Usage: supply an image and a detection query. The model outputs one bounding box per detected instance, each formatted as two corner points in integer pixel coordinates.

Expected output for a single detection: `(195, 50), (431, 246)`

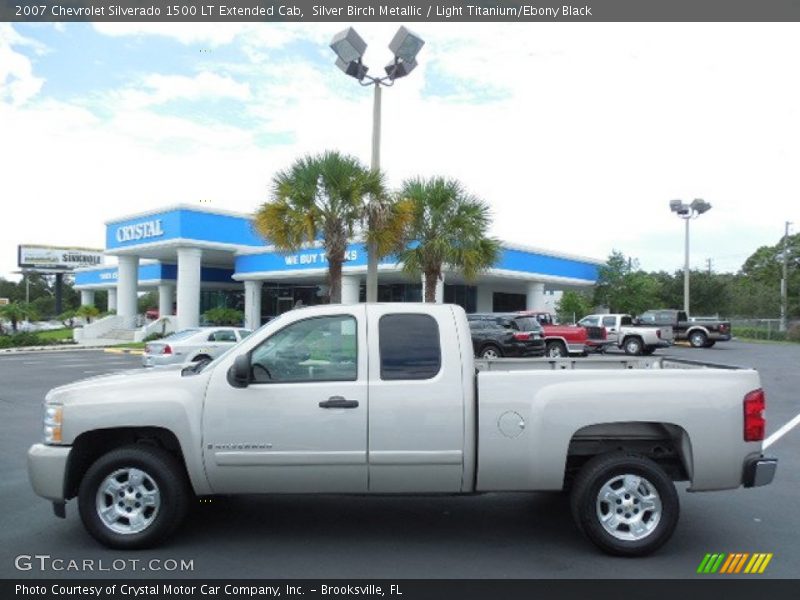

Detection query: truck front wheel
(78, 445), (190, 549)
(569, 453), (679, 556)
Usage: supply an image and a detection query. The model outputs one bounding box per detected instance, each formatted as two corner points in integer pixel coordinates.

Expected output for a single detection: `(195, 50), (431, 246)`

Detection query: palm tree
(398, 177), (501, 302)
(254, 151), (392, 303)
(75, 304), (101, 324)
(0, 302), (39, 333)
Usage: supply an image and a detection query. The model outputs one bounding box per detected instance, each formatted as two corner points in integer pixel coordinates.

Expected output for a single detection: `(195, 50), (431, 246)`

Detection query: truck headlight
(43, 404), (63, 444)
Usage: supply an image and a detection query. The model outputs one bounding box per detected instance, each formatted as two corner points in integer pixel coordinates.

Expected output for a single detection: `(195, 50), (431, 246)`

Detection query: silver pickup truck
(28, 303), (777, 556)
(579, 313), (674, 355)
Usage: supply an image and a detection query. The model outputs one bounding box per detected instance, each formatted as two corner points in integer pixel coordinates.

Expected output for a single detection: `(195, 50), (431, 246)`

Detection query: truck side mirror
(227, 354), (251, 388)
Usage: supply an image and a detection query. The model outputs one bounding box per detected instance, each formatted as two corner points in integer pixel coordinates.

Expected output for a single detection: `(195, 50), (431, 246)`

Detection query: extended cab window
(601, 316), (616, 327)
(379, 314), (441, 380)
(249, 315), (357, 383)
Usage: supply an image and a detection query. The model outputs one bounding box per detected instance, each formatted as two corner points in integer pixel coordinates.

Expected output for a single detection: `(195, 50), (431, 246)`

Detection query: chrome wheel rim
(626, 340), (640, 354)
(547, 345), (564, 358)
(691, 333), (705, 347)
(95, 468), (160, 535)
(482, 348), (499, 359)
(596, 474), (662, 541)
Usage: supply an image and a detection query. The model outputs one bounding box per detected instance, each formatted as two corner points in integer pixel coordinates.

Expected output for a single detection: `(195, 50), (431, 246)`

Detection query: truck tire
(570, 452), (679, 557)
(623, 337), (643, 356)
(546, 341), (567, 358)
(479, 345), (503, 359)
(689, 331), (708, 348)
(703, 340), (716, 348)
(78, 444), (190, 549)
(642, 347), (656, 355)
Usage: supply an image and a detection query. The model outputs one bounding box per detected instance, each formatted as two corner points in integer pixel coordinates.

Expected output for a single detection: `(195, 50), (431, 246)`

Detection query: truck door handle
(319, 396), (359, 409)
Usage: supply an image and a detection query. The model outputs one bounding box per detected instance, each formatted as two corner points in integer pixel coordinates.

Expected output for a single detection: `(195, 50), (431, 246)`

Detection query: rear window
(163, 329), (200, 341)
(379, 314), (441, 380)
(512, 317), (541, 331)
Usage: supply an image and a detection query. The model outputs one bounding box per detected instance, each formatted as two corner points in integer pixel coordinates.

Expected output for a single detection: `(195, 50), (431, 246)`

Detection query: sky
(1, 21), (799, 280)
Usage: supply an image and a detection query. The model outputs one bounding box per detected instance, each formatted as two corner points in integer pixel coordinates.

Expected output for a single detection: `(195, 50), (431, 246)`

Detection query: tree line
(557, 234), (800, 322)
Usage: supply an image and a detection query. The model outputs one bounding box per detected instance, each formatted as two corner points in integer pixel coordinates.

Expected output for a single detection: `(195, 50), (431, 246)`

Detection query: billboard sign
(18, 245), (104, 272)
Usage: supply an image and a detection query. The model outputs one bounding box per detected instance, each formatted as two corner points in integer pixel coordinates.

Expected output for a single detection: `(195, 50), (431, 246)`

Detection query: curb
(104, 348), (144, 355)
(0, 344), (99, 354)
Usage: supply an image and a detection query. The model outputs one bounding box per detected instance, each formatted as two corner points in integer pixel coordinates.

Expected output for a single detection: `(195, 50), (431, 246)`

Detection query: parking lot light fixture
(669, 199), (713, 314)
(329, 26), (425, 304)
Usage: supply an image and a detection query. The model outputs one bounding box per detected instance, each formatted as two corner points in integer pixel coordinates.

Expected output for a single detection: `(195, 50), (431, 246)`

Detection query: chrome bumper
(743, 456), (778, 488)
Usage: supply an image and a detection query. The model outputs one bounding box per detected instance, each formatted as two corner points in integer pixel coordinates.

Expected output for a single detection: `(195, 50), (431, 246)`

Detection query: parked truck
(28, 303), (776, 556)
(519, 311), (611, 357)
(579, 313), (674, 355)
(636, 309), (732, 348)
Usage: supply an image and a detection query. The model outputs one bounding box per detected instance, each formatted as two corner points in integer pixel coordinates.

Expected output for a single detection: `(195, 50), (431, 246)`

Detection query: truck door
(602, 315), (619, 343)
(201, 306), (368, 493)
(366, 305), (466, 493)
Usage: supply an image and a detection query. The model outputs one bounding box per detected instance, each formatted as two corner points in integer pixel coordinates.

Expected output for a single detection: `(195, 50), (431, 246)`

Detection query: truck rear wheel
(689, 331), (708, 348)
(623, 337), (643, 355)
(546, 341), (567, 358)
(569, 453), (679, 556)
(78, 445), (190, 549)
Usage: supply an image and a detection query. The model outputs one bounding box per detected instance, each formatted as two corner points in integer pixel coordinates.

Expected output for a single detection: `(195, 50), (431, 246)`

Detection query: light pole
(780, 221), (792, 332)
(669, 198), (712, 314)
(330, 26), (425, 303)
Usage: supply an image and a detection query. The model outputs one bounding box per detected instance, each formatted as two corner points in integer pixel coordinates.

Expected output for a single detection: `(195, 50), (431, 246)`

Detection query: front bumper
(743, 456), (778, 488)
(27, 443), (71, 501)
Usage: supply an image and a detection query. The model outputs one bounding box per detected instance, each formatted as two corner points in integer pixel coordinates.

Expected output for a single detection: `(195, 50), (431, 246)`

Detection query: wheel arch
(564, 421), (693, 488)
(65, 427), (194, 499)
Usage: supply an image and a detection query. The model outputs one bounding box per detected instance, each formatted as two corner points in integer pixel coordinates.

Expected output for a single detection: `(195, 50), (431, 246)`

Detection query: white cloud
(2, 22), (800, 281)
(0, 24), (45, 106)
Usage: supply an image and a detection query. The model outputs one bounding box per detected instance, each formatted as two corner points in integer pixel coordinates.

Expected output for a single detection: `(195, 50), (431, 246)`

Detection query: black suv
(467, 313), (546, 359)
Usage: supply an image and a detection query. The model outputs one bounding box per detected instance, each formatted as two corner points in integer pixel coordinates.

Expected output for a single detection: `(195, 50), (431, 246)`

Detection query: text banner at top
(5, 0), (800, 22)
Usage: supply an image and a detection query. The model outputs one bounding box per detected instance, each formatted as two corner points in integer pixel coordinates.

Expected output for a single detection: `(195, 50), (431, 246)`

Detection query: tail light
(146, 344), (172, 355)
(744, 388), (766, 442)
(513, 332), (531, 341)
(720, 324), (729, 333)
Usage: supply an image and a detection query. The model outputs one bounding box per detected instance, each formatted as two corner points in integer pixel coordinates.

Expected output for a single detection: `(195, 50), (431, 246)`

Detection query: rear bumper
(27, 443), (71, 501)
(743, 456), (778, 488)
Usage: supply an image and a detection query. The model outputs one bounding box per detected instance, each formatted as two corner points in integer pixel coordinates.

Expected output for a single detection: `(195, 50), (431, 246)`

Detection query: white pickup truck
(28, 303), (776, 557)
(579, 313), (674, 355)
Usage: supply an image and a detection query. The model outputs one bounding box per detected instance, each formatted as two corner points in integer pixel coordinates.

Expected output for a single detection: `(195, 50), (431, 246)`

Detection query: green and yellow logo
(697, 553), (773, 574)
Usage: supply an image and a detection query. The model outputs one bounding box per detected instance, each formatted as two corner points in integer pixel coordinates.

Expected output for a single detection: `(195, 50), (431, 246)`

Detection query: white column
(107, 288), (117, 312)
(158, 284), (174, 317)
(177, 247), (202, 330)
(80, 290), (95, 307)
(435, 273), (445, 304)
(476, 284), (493, 313)
(117, 255), (139, 329)
(244, 280), (263, 330)
(341, 275), (361, 305)
(526, 281), (546, 311)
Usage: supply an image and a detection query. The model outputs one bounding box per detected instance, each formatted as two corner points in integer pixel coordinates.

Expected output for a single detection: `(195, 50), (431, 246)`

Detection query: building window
(443, 284), (476, 313)
(493, 292), (526, 313)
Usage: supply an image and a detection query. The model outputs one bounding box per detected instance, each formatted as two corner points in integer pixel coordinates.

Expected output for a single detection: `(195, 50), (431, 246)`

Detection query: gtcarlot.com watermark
(14, 554), (194, 572)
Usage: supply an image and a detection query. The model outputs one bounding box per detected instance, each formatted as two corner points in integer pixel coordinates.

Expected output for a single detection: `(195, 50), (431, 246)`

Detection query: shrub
(787, 323), (800, 343)
(203, 307), (244, 326)
(143, 332), (165, 342)
(0, 332), (56, 348)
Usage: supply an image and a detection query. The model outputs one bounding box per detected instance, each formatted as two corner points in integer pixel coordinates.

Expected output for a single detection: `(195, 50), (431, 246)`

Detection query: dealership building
(73, 205), (602, 339)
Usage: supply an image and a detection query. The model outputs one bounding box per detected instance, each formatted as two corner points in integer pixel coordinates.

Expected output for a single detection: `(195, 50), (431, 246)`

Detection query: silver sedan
(142, 327), (252, 367)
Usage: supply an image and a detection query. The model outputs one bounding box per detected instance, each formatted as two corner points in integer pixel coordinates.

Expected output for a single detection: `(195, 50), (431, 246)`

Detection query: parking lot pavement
(0, 342), (798, 579)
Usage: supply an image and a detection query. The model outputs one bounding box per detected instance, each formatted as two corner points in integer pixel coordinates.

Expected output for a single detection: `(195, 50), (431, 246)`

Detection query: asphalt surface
(0, 343), (797, 579)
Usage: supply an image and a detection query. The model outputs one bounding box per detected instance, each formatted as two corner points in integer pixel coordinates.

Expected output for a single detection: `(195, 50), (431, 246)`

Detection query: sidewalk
(0, 338), (141, 354)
